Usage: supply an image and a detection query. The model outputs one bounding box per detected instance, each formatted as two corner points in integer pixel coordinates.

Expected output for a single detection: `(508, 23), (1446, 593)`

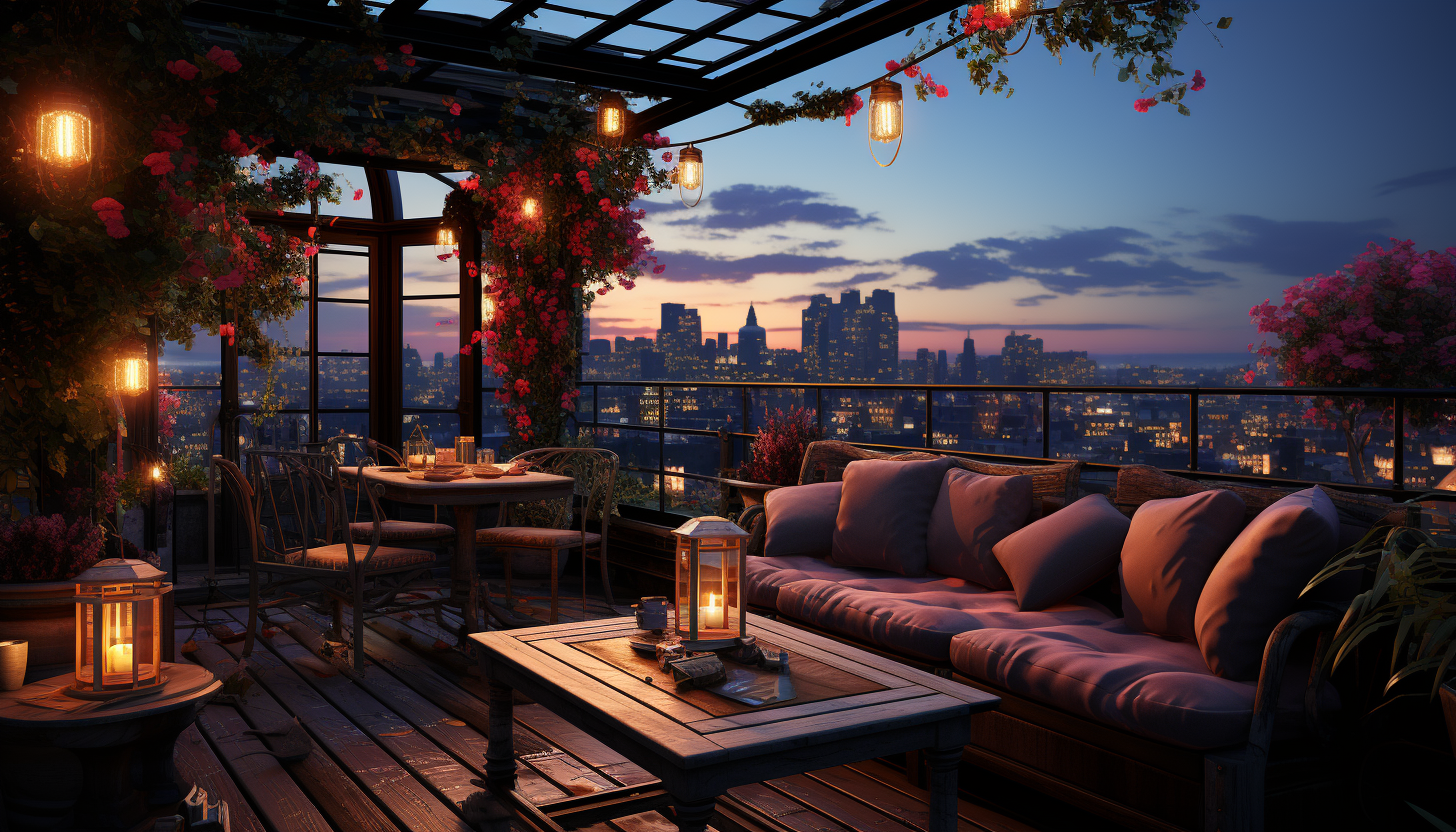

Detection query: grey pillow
(831, 457), (958, 576)
(993, 494), (1131, 611)
(1194, 487), (1339, 680)
(763, 481), (843, 559)
(926, 469), (1034, 588)
(1120, 490), (1246, 641)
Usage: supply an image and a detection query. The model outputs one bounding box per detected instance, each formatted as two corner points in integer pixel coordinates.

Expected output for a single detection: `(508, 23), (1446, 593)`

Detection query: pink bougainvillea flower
(152, 128), (184, 152)
(372, 55), (389, 72)
(303, 245), (319, 257)
(1134, 97), (1157, 113)
(353, 188), (364, 201)
(935, 84), (949, 98)
(293, 151), (319, 175)
(652, 264), (665, 274)
(166, 59), (199, 80)
(221, 129), (249, 157)
(143, 151), (175, 175)
(885, 59), (901, 73)
(214, 269), (244, 290)
(459, 345), (472, 355)
(1191, 70), (1206, 92)
(843, 93), (863, 126)
(460, 176), (479, 190)
(661, 151), (672, 163)
(399, 43), (413, 54)
(449, 101), (462, 116)
(1243, 370), (1257, 384)
(206, 46), (242, 73)
(219, 323), (235, 346)
(904, 64), (920, 78)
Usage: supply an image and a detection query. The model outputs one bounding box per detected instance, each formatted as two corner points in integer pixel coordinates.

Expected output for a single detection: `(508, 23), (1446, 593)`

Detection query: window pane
(159, 326), (221, 386)
(318, 251), (369, 300)
(402, 245), (458, 296)
(319, 412), (370, 446)
(318, 356), (369, 409)
(317, 164), (372, 219)
(160, 388), (221, 464)
(395, 172), (454, 219)
(239, 355), (309, 411)
(481, 391), (509, 458)
(238, 412), (310, 452)
(403, 299), (460, 408)
(318, 302), (368, 353)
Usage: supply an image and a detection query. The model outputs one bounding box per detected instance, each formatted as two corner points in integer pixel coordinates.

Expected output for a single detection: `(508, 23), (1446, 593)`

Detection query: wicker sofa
(741, 445), (1410, 832)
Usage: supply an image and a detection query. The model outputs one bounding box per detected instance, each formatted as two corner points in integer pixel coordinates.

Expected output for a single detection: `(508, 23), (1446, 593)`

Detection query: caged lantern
(676, 144), (705, 208)
(113, 341), (150, 398)
(672, 516), (749, 650)
(35, 95), (95, 169)
(436, 225), (457, 258)
(405, 424), (436, 471)
(597, 91), (628, 140)
(868, 79), (903, 167)
(68, 559), (172, 699)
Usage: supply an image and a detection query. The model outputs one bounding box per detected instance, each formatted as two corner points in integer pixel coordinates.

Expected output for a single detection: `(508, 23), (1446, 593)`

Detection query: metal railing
(575, 379), (1456, 516)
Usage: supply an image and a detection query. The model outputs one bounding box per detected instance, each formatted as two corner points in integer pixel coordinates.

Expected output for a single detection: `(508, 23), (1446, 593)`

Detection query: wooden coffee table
(470, 615), (998, 832)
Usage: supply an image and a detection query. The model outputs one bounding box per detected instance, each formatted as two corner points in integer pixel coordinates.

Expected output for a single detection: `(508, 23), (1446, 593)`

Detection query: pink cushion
(776, 578), (1114, 661)
(764, 482), (843, 558)
(926, 470), (1034, 589)
(993, 494), (1131, 611)
(832, 458), (957, 576)
(1194, 487), (1339, 680)
(745, 555), (866, 607)
(1120, 490), (1246, 641)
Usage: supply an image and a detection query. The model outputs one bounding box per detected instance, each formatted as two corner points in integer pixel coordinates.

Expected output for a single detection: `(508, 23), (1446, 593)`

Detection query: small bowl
(423, 472), (456, 482)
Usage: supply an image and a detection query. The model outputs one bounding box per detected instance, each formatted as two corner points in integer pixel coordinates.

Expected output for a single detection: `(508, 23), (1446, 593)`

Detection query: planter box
(174, 489), (209, 567)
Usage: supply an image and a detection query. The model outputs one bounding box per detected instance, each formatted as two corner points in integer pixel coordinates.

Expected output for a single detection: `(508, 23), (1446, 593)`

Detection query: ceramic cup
(0, 640), (27, 690)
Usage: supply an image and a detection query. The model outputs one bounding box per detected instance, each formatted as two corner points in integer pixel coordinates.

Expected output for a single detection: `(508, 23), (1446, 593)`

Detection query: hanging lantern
(481, 289), (500, 324)
(35, 99), (95, 169)
(597, 91), (628, 140)
(151, 462), (167, 482)
(521, 196), (540, 219)
(677, 144), (704, 208)
(868, 79), (903, 167)
(989, 0), (1036, 18)
(68, 559), (171, 700)
(672, 516), (749, 650)
(404, 423), (436, 471)
(113, 342), (149, 397)
(436, 225), (457, 258)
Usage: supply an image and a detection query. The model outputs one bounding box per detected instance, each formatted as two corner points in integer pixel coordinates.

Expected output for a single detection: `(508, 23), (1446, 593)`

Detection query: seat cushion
(764, 482), (843, 558)
(477, 527), (602, 548)
(1120, 490), (1245, 641)
(1195, 487), (1339, 680)
(951, 621), (1263, 749)
(926, 469), (1034, 589)
(745, 554), (888, 608)
(775, 577), (1115, 661)
(349, 520), (456, 543)
(832, 457), (957, 576)
(299, 544), (435, 571)
(993, 494), (1131, 611)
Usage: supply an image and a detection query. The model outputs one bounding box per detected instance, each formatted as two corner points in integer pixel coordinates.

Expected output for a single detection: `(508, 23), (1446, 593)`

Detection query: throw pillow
(1194, 486), (1339, 680)
(992, 493), (1131, 611)
(763, 481), (843, 559)
(1120, 490), (1246, 641)
(926, 469), (1034, 588)
(831, 457), (958, 576)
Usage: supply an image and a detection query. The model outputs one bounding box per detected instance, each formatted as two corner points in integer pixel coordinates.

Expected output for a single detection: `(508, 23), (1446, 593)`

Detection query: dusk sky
(581, 0), (1456, 362)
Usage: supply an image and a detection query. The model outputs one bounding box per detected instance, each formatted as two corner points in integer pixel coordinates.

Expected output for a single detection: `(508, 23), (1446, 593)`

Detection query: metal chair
(322, 435), (456, 548)
(213, 450), (440, 673)
(475, 447), (618, 623)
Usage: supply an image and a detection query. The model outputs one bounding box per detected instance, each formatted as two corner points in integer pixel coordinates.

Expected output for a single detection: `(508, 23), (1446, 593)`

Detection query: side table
(0, 662), (219, 831)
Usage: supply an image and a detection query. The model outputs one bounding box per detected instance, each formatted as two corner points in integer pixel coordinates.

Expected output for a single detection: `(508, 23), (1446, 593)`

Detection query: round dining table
(344, 466), (577, 633)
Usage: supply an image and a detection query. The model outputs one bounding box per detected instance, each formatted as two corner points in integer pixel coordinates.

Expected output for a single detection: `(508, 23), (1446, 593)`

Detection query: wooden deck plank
(841, 762), (1035, 832)
(765, 774), (917, 832)
(725, 783), (852, 832)
(193, 703), (334, 832)
(209, 611), (476, 832)
(173, 724), (267, 832)
(518, 703), (659, 788)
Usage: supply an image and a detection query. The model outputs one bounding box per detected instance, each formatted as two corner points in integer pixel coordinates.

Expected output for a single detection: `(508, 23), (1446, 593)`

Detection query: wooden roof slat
(640, 0), (779, 65)
(561, 0), (676, 52)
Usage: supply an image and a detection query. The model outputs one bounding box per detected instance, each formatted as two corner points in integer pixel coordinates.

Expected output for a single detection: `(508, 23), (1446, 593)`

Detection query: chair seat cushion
(477, 527), (602, 548)
(298, 544), (435, 571)
(348, 520), (456, 542)
(774, 577), (1115, 662)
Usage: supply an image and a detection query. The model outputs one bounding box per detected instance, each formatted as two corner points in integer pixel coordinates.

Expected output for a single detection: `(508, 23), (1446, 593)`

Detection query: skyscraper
(434, 351), (445, 372)
(935, 350), (949, 384)
(738, 303), (766, 369)
(959, 333), (977, 383)
(1002, 331), (1044, 384)
(657, 302), (702, 378)
(800, 290), (897, 382)
(915, 348), (931, 384)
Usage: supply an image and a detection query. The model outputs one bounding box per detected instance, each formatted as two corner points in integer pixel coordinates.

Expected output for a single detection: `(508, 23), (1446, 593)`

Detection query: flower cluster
(0, 515), (105, 583)
(961, 4), (1014, 36)
(739, 406), (823, 487)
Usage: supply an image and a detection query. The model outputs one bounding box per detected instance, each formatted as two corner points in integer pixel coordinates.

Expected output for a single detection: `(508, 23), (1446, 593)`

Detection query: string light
(868, 79), (904, 167)
(436, 225), (456, 257)
(677, 144), (704, 208)
(521, 196), (540, 219)
(482, 290), (499, 324)
(597, 91), (628, 140)
(990, 0), (1035, 18)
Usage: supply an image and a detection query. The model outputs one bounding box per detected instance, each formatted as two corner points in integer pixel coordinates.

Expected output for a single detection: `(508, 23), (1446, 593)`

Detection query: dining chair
(474, 447), (618, 623)
(213, 450), (441, 673)
(322, 435), (456, 548)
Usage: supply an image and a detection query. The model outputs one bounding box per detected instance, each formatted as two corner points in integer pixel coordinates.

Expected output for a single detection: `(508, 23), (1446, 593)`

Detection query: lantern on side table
(672, 516), (748, 651)
(68, 558), (171, 700)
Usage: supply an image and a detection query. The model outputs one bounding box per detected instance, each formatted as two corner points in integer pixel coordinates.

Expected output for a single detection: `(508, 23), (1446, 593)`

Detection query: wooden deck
(169, 581), (1080, 832)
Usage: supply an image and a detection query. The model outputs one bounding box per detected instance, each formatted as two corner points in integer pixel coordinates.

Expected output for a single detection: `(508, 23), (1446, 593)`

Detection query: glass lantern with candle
(68, 558), (171, 700)
(405, 424), (435, 471)
(672, 516), (749, 650)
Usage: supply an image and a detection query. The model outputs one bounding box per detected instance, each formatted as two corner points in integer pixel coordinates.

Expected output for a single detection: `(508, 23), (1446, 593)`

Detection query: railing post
(1393, 394), (1405, 489)
(1189, 389), (1200, 472)
(658, 386), (667, 513)
(815, 386), (823, 435)
(592, 383), (599, 433)
(924, 387), (933, 449)
(1041, 390), (1051, 459)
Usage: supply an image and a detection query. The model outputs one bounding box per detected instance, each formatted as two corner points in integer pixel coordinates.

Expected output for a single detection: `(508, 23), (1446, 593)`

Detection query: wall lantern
(868, 79), (903, 167)
(672, 515), (748, 650)
(597, 91), (628, 140)
(521, 196), (540, 219)
(36, 97), (95, 169)
(677, 144), (704, 208)
(68, 558), (171, 700)
(113, 342), (149, 398)
(436, 225), (457, 258)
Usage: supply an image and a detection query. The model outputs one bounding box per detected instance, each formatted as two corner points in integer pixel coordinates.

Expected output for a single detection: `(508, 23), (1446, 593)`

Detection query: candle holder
(671, 516), (748, 651)
(67, 558), (171, 700)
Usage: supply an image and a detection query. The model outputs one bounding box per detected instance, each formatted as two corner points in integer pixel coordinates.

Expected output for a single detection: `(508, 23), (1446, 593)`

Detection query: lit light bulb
(989, 0), (1031, 16)
(36, 107), (93, 168)
(521, 197), (540, 219)
(436, 226), (456, 257)
(677, 145), (703, 191)
(597, 91), (628, 139)
(114, 355), (148, 397)
(482, 291), (497, 323)
(151, 465), (163, 481)
(868, 80), (903, 144)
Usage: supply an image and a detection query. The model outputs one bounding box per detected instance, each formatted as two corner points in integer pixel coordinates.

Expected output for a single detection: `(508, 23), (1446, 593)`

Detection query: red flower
(904, 64), (920, 78)
(221, 130), (249, 157)
(1133, 97), (1158, 113)
(1191, 70), (1206, 92)
(399, 43), (413, 54)
(662, 151), (672, 163)
(885, 60), (900, 73)
(219, 323), (235, 346)
(449, 102), (462, 116)
(373, 55), (389, 72)
(935, 84), (949, 98)
(214, 269), (244, 290)
(303, 245), (319, 257)
(206, 46), (242, 73)
(461, 176), (479, 191)
(166, 59), (199, 80)
(143, 152), (174, 175)
(199, 87), (219, 110)
(353, 188), (364, 201)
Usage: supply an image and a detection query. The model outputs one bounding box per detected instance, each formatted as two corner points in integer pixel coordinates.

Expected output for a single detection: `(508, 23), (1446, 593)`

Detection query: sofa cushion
(993, 494), (1131, 611)
(775, 577), (1114, 661)
(763, 482), (843, 558)
(745, 554), (885, 608)
(950, 621), (1266, 749)
(926, 470), (1034, 589)
(1195, 487), (1339, 680)
(832, 457), (957, 576)
(1120, 490), (1246, 641)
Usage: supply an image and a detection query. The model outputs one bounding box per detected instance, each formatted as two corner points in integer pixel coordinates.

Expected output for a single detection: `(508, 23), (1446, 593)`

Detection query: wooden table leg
(671, 797), (716, 832)
(485, 678), (517, 790)
(452, 504), (480, 636)
(925, 745), (961, 832)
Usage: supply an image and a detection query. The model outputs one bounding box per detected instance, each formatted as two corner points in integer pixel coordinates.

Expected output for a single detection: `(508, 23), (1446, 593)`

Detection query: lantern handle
(869, 129), (903, 168)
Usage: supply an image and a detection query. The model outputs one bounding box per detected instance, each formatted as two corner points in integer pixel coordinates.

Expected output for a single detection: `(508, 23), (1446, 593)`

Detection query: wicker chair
(323, 435), (456, 548)
(474, 447), (618, 623)
(213, 450), (441, 673)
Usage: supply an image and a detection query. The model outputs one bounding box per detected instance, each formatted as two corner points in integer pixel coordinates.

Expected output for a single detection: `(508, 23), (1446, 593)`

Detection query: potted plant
(169, 456), (213, 570)
(0, 514), (106, 673)
(727, 406), (823, 507)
